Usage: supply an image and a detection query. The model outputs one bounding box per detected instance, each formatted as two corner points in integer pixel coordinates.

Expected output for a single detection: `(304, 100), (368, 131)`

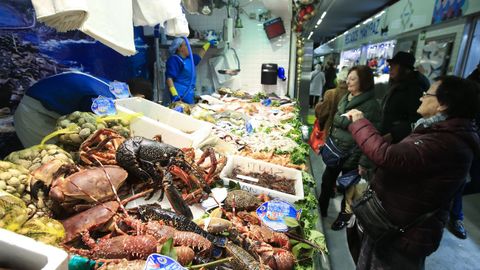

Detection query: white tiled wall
(186, 1), (292, 95)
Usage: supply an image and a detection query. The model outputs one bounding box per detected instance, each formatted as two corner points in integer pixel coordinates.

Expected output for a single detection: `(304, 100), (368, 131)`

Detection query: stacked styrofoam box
(220, 155), (304, 203)
(0, 229), (68, 270)
(115, 97), (213, 148)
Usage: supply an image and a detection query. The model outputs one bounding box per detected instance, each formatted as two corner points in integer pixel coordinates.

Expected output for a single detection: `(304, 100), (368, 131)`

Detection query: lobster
(135, 203), (227, 247)
(115, 136), (226, 219)
(68, 233), (158, 260)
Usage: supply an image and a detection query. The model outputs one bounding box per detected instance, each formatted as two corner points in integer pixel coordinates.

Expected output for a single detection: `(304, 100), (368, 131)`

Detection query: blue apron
(172, 55), (195, 104)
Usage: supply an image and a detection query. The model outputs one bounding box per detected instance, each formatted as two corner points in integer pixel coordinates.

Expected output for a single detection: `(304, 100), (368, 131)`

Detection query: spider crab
(79, 128), (126, 166)
(115, 135), (226, 220)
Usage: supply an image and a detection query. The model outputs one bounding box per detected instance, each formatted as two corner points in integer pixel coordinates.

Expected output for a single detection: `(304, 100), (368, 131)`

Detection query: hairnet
(169, 37), (185, 54)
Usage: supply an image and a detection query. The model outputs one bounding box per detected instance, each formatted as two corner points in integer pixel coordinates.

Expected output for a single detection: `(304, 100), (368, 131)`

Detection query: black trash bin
(261, 63), (278, 85)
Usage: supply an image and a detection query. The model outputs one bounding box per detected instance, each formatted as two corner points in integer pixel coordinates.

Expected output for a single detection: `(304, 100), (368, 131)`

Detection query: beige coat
(314, 83), (348, 135)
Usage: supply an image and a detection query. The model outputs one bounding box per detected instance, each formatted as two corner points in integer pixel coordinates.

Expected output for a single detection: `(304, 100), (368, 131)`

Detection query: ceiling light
(316, 18), (322, 25)
(374, 11), (385, 18)
(321, 11), (327, 19)
(355, 24), (360, 28)
(308, 32), (313, 39)
(363, 18), (373, 24)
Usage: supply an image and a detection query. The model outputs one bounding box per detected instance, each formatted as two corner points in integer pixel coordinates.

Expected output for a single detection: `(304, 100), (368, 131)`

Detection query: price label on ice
(91, 96), (116, 116)
(256, 200), (302, 232)
(144, 254), (186, 270)
(109, 81), (131, 99)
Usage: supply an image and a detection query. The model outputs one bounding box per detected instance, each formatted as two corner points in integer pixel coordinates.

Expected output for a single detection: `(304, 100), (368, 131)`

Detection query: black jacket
(381, 72), (425, 143)
(467, 69), (480, 85)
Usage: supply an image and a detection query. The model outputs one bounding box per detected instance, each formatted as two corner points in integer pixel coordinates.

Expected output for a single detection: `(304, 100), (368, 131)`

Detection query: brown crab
(49, 164), (128, 214)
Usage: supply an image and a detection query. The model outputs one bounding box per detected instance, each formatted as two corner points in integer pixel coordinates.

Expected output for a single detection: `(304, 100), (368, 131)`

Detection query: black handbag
(352, 187), (443, 245)
(320, 137), (355, 168)
(337, 169), (361, 190)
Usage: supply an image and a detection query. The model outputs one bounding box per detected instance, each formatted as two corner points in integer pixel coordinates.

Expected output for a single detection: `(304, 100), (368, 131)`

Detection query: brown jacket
(314, 83), (349, 135)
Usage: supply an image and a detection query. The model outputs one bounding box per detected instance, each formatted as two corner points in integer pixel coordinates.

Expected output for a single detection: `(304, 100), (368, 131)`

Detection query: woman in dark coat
(345, 76), (480, 269)
(318, 66), (381, 231)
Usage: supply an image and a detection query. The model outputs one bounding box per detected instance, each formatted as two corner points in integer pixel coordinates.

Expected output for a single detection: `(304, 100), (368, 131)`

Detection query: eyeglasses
(422, 91), (437, 98)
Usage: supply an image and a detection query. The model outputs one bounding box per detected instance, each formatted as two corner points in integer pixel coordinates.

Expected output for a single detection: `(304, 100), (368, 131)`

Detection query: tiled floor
(309, 150), (480, 270)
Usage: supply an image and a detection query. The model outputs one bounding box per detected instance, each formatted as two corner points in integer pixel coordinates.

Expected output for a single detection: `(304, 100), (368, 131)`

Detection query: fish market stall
(0, 96), (326, 270)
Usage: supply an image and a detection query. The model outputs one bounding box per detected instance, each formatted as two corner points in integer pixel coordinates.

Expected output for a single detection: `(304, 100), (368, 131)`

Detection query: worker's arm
(166, 78), (179, 101)
(198, 40), (217, 58)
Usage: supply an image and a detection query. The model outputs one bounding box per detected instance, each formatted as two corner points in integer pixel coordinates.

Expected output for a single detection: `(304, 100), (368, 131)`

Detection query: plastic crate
(220, 155), (304, 203)
(115, 97), (213, 148)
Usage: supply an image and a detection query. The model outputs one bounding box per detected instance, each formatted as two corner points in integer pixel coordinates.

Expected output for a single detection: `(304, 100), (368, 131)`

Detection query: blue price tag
(109, 81), (131, 99)
(256, 200), (302, 232)
(144, 254), (186, 270)
(91, 96), (116, 116)
(262, 98), (272, 106)
(245, 121), (254, 134)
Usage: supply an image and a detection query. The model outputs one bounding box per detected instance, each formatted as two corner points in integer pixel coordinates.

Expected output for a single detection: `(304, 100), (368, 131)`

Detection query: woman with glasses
(344, 76), (480, 269)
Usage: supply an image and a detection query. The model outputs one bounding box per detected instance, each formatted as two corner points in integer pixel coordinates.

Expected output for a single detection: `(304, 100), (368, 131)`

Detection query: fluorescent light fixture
(374, 11), (385, 18)
(355, 24), (360, 28)
(316, 18), (322, 25)
(344, 30), (349, 35)
(308, 32), (313, 39)
(363, 18), (373, 24)
(321, 11), (327, 19)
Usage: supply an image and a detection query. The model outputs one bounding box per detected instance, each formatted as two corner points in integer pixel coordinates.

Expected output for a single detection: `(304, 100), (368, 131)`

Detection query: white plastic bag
(165, 13), (190, 37)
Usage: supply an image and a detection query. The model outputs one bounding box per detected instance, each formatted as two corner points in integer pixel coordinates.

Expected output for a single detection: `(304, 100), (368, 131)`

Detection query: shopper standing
(323, 62), (337, 93)
(467, 62), (480, 84)
(314, 68), (349, 142)
(318, 66), (381, 231)
(381, 51), (427, 143)
(447, 61), (480, 239)
(310, 64), (326, 108)
(345, 76), (480, 270)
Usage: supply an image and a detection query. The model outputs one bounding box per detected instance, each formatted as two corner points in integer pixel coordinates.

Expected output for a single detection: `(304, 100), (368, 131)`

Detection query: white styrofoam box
(220, 155), (304, 203)
(0, 229), (68, 270)
(115, 97), (213, 148)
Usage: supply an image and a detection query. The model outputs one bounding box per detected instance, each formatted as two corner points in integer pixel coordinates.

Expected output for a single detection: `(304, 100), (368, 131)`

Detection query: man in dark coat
(345, 76), (480, 269)
(467, 62), (480, 84)
(323, 62), (337, 92)
(381, 52), (428, 143)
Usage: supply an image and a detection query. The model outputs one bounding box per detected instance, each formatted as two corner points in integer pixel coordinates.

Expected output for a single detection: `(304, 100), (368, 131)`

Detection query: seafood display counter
(0, 93), (327, 270)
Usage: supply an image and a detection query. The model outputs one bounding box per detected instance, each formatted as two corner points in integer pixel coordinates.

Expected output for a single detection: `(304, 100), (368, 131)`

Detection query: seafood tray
(0, 228), (68, 270)
(115, 98), (213, 148)
(220, 155), (304, 203)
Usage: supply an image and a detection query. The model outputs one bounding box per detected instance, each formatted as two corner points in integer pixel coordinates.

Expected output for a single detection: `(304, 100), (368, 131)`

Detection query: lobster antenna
(92, 156), (130, 217)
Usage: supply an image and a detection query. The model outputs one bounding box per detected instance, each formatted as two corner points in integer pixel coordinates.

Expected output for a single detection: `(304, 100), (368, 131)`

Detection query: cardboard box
(0, 229), (68, 270)
(220, 155), (304, 203)
(115, 97), (213, 148)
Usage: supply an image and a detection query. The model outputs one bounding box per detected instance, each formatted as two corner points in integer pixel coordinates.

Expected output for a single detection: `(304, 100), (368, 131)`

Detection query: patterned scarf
(413, 113), (447, 130)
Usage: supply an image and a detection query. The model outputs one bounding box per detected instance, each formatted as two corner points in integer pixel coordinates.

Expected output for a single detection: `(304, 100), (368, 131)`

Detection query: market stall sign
(345, 17), (382, 45)
(144, 254), (186, 270)
(256, 200), (302, 232)
(91, 96), (116, 116)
